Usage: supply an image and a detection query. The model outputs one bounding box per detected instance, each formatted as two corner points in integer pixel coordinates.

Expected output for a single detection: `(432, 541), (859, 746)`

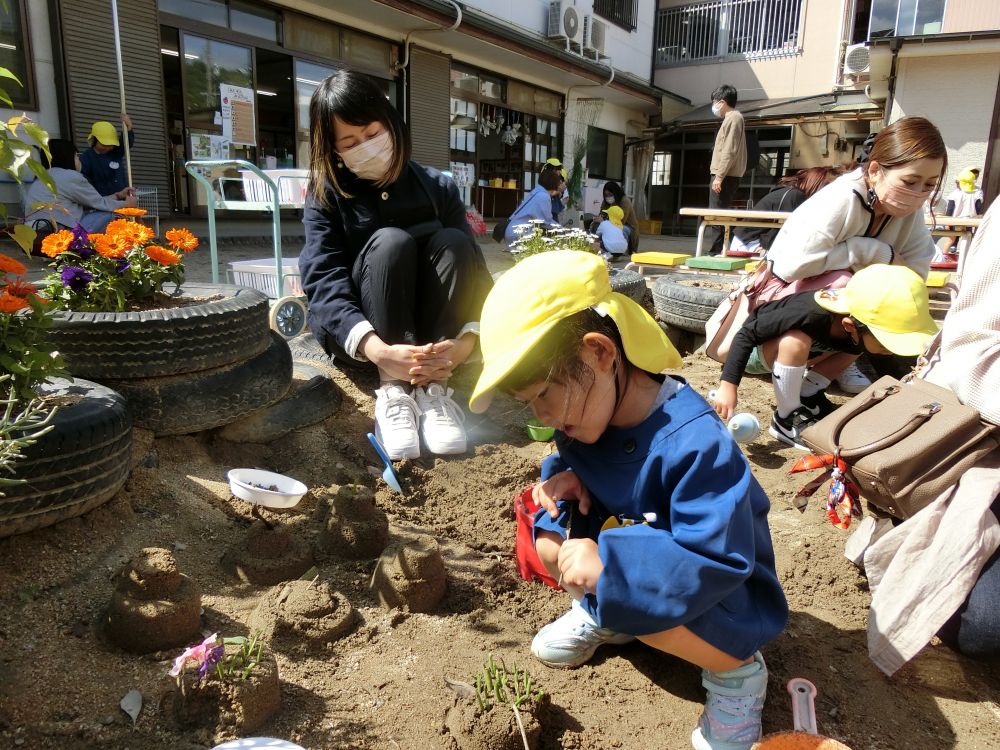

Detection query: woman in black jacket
(731, 166), (842, 254)
(300, 70), (492, 461)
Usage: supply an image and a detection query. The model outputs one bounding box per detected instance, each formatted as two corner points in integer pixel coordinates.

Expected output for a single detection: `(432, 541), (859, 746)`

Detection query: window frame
(1, 0), (37, 111)
(586, 126), (625, 182)
(593, 0), (638, 33)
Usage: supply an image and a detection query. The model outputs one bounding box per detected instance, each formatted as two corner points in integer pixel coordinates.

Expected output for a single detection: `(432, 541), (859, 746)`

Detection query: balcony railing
(655, 0), (804, 67)
(594, 0), (638, 32)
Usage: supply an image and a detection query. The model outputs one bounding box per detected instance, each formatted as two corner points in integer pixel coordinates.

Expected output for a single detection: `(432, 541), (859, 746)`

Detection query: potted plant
(164, 631), (281, 737)
(37, 213), (292, 435)
(0, 251), (133, 538)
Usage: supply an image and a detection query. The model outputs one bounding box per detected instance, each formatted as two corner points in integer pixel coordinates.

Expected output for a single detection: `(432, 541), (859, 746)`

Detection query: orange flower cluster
(113, 207), (148, 217)
(105, 218), (154, 248)
(41, 229), (74, 258)
(0, 292), (28, 313)
(145, 245), (182, 266)
(165, 228), (199, 253)
(0, 253), (27, 276)
(90, 232), (129, 259)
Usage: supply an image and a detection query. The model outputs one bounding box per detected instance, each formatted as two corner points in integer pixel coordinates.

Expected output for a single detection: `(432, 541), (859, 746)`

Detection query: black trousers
(352, 226), (483, 349)
(707, 175), (740, 255)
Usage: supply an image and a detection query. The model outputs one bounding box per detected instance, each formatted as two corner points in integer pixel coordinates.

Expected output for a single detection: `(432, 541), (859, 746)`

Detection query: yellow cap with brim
(469, 250), (682, 413)
(957, 168), (978, 193)
(606, 205), (625, 228)
(814, 264), (938, 356)
(88, 121), (119, 146)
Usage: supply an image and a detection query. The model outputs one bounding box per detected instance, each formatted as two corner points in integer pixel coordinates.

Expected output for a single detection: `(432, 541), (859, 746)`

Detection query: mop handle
(110, 0), (133, 189)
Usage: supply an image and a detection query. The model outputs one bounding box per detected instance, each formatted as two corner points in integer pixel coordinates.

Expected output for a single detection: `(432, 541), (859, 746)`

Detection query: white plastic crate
(239, 169), (309, 206)
(229, 256), (303, 298)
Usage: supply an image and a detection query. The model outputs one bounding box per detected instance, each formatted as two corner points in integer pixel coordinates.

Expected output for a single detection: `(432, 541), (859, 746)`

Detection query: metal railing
(655, 0), (804, 67)
(594, 0), (638, 32)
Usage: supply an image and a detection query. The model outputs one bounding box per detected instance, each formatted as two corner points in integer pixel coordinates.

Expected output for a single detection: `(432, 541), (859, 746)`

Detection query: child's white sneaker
(691, 651), (768, 750)
(836, 362), (872, 394)
(530, 599), (634, 668)
(415, 383), (467, 455)
(374, 384), (421, 460)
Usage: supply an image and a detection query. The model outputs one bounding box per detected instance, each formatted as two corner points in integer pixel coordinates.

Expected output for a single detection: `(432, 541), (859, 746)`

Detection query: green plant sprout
(0, 375), (55, 496)
(472, 654), (544, 713)
(215, 632), (265, 683)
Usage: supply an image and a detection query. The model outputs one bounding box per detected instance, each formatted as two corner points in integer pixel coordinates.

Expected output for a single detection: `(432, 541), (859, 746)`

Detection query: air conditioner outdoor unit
(582, 15), (608, 55)
(843, 43), (871, 76)
(548, 1), (582, 44)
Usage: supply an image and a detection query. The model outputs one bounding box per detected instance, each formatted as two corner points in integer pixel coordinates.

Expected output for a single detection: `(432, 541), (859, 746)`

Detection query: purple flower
(115, 258), (131, 275)
(70, 224), (94, 259)
(197, 644), (225, 682)
(60, 265), (93, 291)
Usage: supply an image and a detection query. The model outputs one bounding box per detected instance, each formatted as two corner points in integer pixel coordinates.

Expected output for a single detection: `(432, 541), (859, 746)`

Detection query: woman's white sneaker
(415, 383), (467, 455)
(374, 384), (421, 460)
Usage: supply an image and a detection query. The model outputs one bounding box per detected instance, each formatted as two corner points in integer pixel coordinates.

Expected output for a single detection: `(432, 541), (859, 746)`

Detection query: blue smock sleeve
(532, 450), (573, 540)
(592, 426), (760, 636)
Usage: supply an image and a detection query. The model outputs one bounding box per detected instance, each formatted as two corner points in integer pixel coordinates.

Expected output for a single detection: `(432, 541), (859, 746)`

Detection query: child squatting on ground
(713, 264), (939, 450)
(469, 251), (788, 750)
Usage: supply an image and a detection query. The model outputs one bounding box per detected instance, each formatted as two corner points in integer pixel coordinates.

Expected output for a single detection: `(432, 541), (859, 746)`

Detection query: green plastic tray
(685, 256), (750, 271)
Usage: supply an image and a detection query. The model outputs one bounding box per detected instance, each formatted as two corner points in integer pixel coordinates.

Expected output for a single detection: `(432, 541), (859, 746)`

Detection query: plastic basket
(229, 256), (303, 297)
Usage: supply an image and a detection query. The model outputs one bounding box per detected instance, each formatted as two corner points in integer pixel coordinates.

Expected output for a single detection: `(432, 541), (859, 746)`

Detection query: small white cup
(727, 413), (761, 443)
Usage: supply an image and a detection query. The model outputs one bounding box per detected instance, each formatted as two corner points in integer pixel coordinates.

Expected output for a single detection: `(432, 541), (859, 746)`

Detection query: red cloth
(514, 487), (561, 589)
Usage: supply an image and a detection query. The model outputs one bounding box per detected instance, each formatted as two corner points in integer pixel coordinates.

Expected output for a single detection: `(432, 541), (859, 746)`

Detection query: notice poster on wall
(220, 84), (256, 146)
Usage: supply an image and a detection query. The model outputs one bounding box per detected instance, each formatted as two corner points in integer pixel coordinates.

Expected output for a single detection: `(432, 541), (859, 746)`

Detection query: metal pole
(110, 0), (133, 188)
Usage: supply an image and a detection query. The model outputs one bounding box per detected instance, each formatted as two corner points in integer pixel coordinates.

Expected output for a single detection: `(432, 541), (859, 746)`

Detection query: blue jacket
(79, 130), (136, 196)
(504, 184), (557, 244)
(534, 380), (787, 659)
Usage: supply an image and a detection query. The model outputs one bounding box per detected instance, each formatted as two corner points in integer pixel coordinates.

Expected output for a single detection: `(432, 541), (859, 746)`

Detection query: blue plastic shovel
(366, 432), (404, 495)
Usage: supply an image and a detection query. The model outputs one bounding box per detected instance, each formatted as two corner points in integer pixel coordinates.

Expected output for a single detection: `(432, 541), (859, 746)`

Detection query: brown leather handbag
(800, 375), (1000, 519)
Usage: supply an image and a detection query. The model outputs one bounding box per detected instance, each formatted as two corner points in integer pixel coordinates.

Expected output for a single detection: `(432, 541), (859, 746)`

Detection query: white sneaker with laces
(531, 599), (635, 669)
(415, 383), (467, 455)
(836, 362), (872, 394)
(374, 384), (421, 460)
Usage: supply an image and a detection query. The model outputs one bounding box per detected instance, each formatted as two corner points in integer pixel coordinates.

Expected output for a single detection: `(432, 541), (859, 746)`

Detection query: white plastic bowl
(212, 739), (306, 750)
(227, 468), (307, 508)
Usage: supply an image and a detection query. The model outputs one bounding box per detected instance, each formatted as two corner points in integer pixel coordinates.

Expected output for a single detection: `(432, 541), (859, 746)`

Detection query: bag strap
(830, 382), (944, 460)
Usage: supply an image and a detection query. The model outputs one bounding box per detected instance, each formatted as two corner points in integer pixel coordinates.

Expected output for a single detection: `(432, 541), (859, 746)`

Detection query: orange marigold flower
(0, 292), (29, 313)
(114, 207), (148, 217)
(93, 232), (130, 259)
(145, 245), (182, 266)
(165, 227), (199, 252)
(0, 253), (27, 276)
(5, 278), (37, 298)
(105, 218), (134, 236)
(41, 229), (74, 258)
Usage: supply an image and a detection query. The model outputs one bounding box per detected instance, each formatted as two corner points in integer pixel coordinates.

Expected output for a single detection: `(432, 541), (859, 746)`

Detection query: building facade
(1, 0), (687, 222)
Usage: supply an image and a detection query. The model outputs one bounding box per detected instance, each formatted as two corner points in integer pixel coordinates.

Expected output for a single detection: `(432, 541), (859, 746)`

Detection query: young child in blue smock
(594, 205), (628, 258)
(469, 250), (788, 750)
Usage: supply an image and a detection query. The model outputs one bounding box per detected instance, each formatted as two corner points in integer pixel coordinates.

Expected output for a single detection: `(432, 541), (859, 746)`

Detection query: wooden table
(679, 208), (982, 275)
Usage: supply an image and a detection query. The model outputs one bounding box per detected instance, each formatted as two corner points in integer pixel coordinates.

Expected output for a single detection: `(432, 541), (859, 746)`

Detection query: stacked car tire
(651, 273), (729, 334)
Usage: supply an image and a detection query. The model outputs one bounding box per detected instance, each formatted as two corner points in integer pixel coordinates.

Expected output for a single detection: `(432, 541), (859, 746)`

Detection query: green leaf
(0, 68), (22, 84)
(7, 222), (35, 254)
(26, 159), (55, 197)
(0, 89), (12, 108)
(23, 122), (48, 151)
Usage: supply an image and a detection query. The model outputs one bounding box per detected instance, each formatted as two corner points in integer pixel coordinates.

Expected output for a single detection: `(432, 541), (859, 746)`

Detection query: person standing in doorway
(80, 113), (136, 198)
(707, 85), (746, 255)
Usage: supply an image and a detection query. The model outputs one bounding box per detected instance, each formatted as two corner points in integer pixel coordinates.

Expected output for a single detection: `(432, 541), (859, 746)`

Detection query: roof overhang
(273, 0), (689, 115)
(658, 90), (883, 132)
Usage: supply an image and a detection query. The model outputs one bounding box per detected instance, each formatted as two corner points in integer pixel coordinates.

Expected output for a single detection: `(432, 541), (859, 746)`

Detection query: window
(652, 152), (672, 186)
(182, 34), (252, 131)
(655, 0), (804, 66)
(593, 0), (638, 32)
(0, 0), (36, 109)
(869, 0), (945, 39)
(159, 0), (281, 42)
(587, 127), (624, 181)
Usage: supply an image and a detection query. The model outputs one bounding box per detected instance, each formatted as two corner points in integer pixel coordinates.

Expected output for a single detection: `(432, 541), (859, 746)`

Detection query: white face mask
(337, 130), (394, 182)
(711, 101), (724, 118)
(604, 195), (615, 205)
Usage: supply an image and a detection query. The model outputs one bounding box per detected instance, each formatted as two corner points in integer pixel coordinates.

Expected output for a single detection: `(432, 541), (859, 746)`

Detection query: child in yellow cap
(471, 250), (788, 750)
(935, 167), (984, 260)
(594, 204), (628, 258)
(80, 113), (135, 198)
(713, 264), (938, 449)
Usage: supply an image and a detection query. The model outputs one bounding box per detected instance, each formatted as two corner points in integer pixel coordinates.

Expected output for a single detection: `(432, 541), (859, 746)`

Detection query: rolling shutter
(408, 47), (450, 170)
(58, 0), (170, 215)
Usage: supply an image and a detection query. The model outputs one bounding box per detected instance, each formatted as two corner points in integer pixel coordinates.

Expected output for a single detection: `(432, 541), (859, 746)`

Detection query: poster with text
(220, 84), (256, 146)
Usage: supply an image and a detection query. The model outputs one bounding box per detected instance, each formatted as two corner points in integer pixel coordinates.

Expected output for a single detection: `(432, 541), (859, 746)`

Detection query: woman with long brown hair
(299, 70), (493, 461)
(713, 116), (946, 445)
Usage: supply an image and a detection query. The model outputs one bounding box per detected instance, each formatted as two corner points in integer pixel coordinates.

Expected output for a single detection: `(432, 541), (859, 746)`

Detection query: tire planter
(48, 283), (271, 380)
(0, 378), (132, 539)
(652, 273), (730, 334)
(103, 331), (293, 436)
(609, 268), (648, 303)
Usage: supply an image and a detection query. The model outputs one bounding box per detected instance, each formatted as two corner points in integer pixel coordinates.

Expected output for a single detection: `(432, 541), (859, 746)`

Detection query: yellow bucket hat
(957, 168), (978, 193)
(469, 250), (682, 413)
(88, 121), (119, 146)
(814, 264), (937, 356)
(545, 157), (567, 180)
(606, 205), (625, 228)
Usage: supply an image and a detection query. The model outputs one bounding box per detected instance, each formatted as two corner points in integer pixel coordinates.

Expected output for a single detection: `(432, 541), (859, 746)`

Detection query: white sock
(801, 370), (831, 398)
(772, 362), (806, 418)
